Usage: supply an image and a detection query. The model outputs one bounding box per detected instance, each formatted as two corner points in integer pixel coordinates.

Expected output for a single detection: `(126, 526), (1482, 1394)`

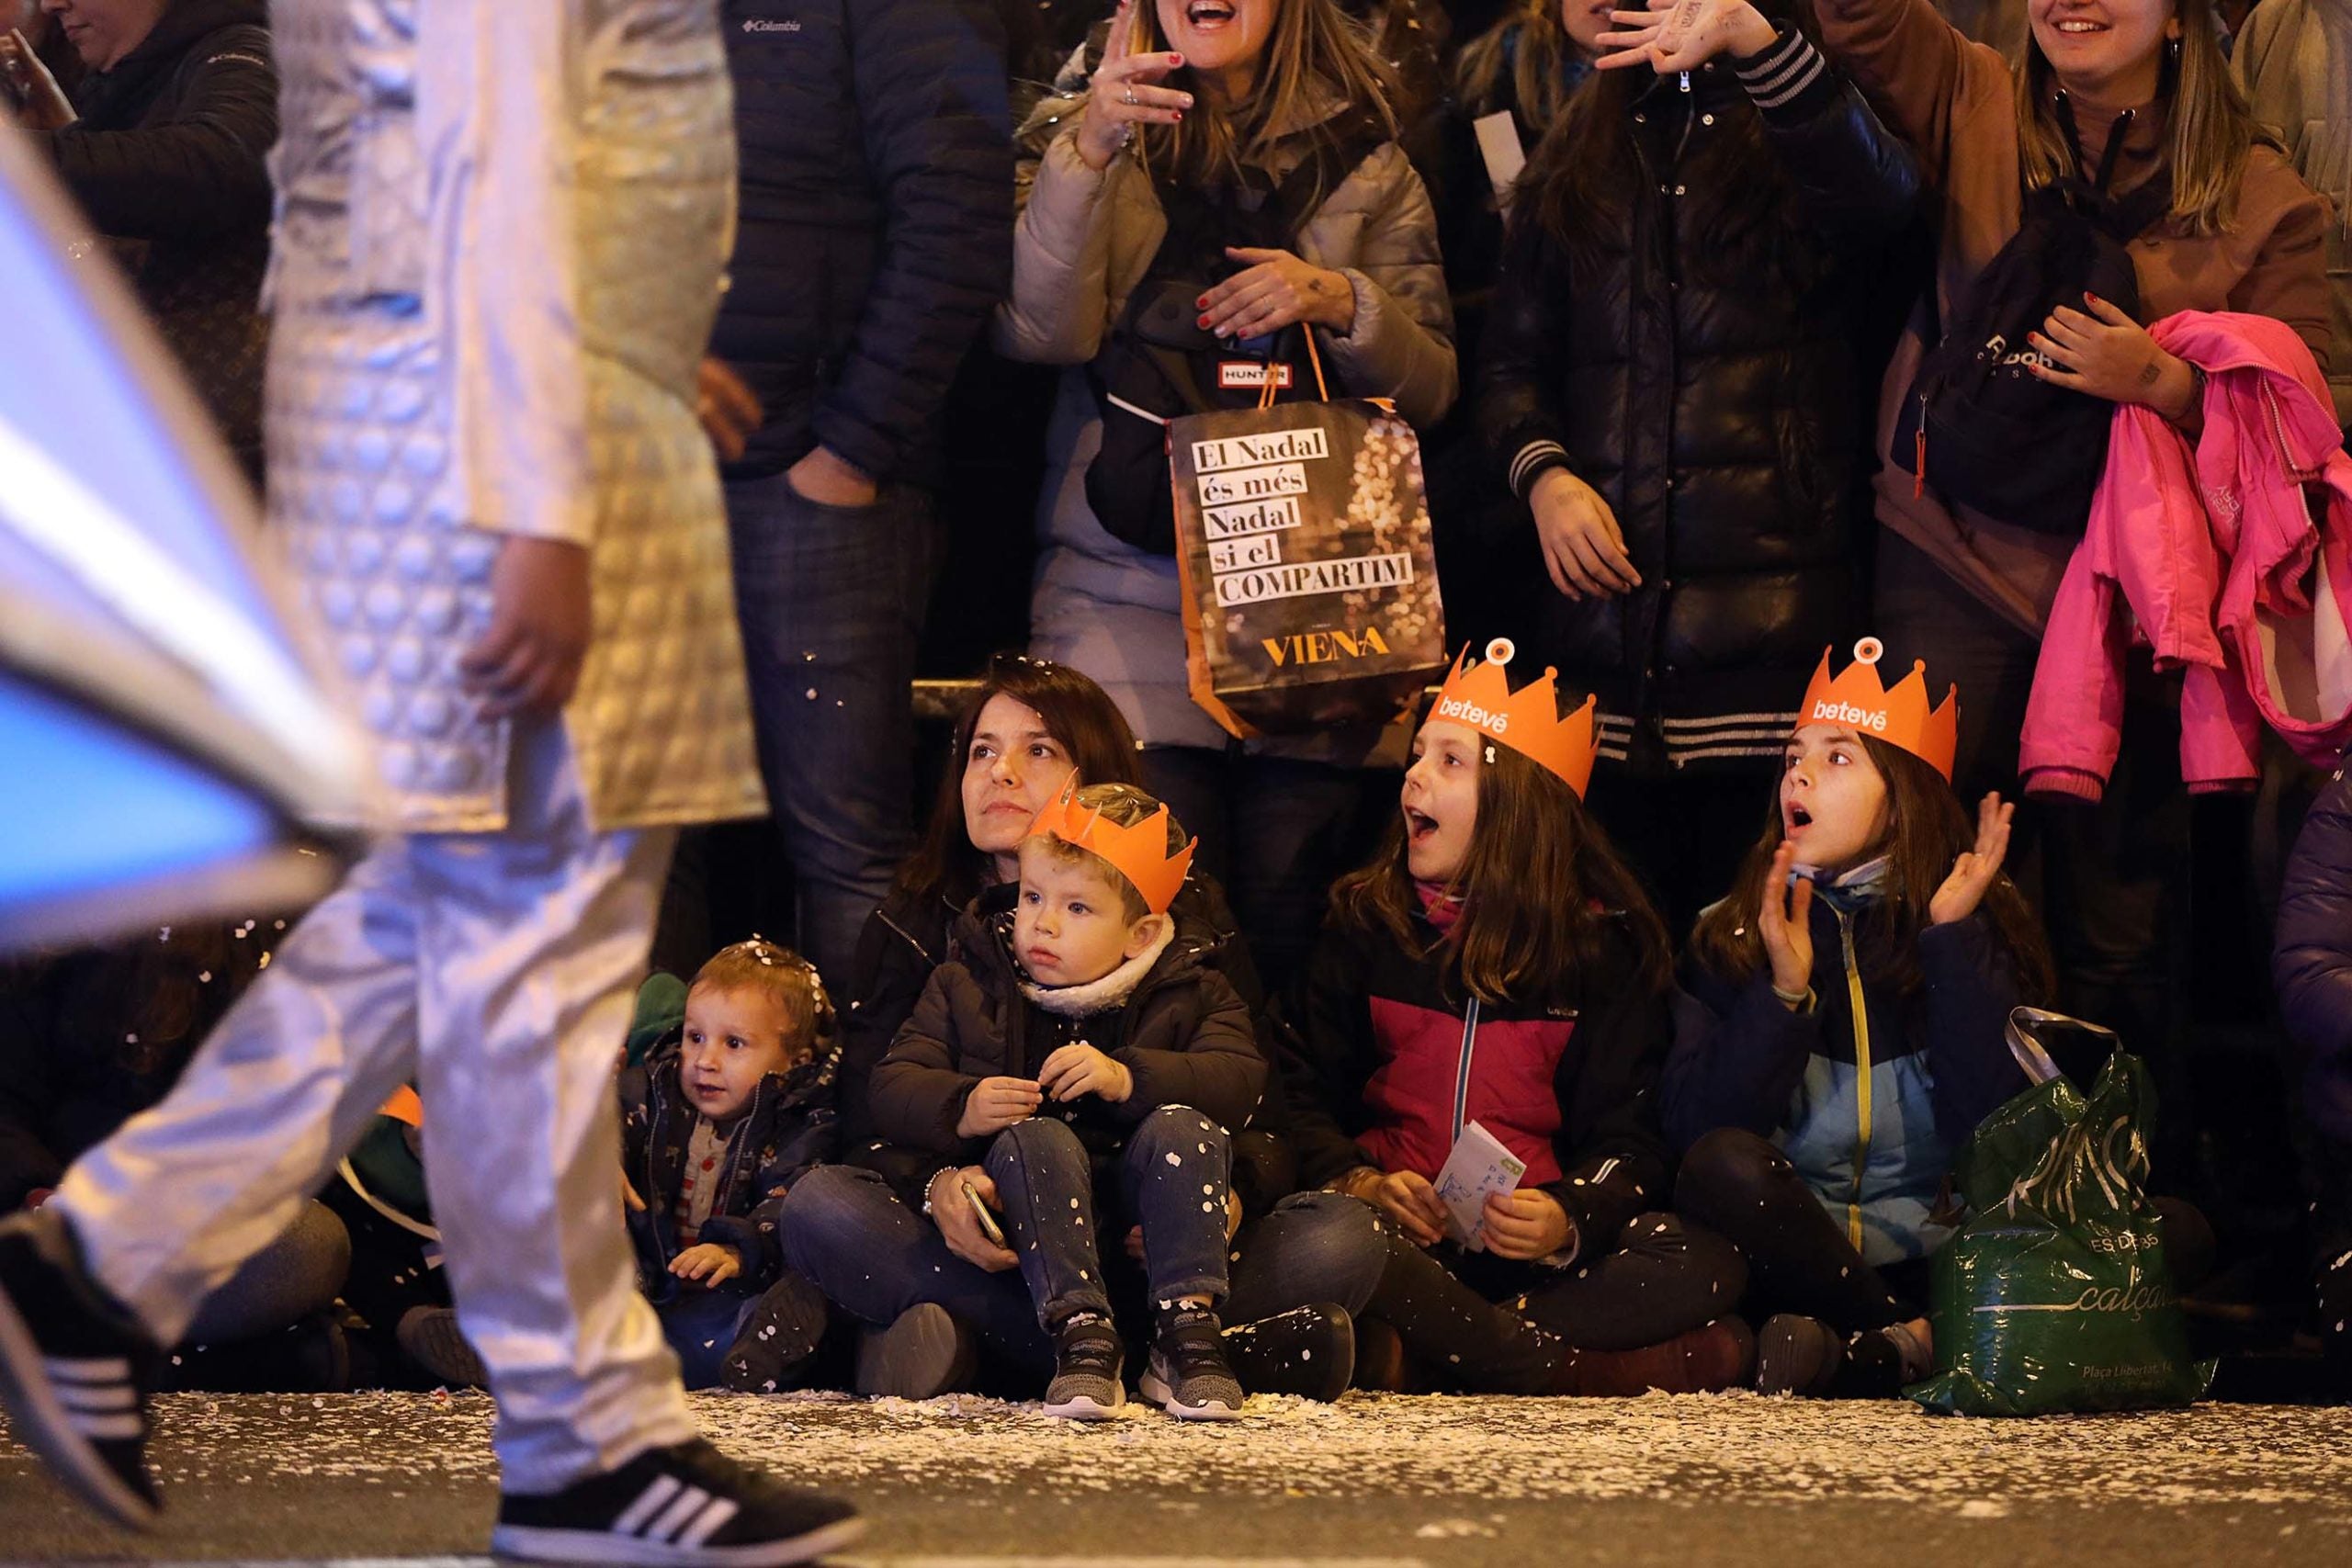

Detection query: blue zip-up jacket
(1664, 876), (2026, 1265)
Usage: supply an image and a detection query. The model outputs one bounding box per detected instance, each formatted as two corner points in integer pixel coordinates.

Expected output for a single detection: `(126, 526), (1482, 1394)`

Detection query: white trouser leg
(53, 841), (424, 1346)
(409, 727), (694, 1494)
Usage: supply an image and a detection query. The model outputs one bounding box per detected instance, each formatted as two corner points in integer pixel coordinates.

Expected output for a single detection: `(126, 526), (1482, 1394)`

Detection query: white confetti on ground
(90, 1390), (2352, 1522)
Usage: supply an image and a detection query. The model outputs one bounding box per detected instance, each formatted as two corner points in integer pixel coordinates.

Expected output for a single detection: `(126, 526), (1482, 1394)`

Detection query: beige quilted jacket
(995, 102), (1457, 755)
(266, 0), (764, 834)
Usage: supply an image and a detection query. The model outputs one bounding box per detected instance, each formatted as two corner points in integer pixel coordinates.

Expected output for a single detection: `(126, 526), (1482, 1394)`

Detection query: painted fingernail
(1198, 314), (1212, 328)
(1169, 53), (1183, 64)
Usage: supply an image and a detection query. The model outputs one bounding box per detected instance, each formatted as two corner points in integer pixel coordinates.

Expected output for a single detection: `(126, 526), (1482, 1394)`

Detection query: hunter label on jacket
(1170, 397), (1445, 738)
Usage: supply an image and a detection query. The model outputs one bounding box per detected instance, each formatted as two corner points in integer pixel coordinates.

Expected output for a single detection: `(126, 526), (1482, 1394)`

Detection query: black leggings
(1674, 1127), (2218, 1331)
(1227, 1191), (1747, 1393)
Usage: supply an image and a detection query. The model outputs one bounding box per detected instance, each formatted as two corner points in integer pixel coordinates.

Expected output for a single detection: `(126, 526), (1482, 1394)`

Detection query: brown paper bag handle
(1258, 325), (1332, 412)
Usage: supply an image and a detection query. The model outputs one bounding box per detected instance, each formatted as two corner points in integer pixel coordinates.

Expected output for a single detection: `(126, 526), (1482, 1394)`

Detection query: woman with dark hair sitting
(802, 652), (1349, 1400)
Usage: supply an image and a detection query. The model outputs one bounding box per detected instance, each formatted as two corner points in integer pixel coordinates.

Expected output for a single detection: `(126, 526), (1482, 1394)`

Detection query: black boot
(1221, 1303), (1353, 1401)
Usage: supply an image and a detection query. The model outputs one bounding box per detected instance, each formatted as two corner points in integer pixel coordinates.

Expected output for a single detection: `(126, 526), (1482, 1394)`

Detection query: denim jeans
(987, 1108), (1233, 1322)
(782, 1164), (1054, 1376)
(784, 1109), (1233, 1374)
(725, 474), (940, 991)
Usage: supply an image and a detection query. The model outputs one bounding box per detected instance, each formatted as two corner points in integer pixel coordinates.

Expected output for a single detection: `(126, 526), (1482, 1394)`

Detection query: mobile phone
(962, 1181), (1007, 1247)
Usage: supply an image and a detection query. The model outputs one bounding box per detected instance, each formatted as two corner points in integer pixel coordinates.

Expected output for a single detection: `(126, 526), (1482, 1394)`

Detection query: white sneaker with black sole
(0, 1209), (162, 1529)
(492, 1437), (863, 1566)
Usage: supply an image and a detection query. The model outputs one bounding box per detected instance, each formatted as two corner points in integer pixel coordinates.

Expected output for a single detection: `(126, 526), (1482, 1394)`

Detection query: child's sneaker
(492, 1437), (861, 1566)
(1220, 1302), (1353, 1402)
(1041, 1310), (1125, 1419)
(0, 1209), (163, 1529)
(1141, 1303), (1244, 1420)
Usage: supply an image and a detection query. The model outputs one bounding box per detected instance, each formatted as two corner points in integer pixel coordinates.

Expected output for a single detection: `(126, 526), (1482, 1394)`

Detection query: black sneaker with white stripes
(0, 1208), (162, 1529)
(492, 1437), (862, 1566)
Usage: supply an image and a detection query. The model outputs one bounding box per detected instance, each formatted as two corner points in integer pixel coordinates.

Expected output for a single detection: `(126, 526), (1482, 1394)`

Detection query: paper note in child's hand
(1431, 1120), (1525, 1250)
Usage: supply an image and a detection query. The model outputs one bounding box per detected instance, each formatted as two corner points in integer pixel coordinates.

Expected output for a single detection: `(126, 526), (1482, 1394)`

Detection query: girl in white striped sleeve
(1474, 0), (1923, 933)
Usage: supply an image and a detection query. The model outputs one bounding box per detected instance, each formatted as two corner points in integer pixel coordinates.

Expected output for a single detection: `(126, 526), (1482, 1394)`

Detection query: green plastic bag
(1911, 1036), (2214, 1416)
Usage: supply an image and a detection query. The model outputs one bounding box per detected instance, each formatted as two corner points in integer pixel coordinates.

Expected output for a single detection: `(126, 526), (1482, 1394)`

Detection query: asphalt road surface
(2, 1390), (2347, 1566)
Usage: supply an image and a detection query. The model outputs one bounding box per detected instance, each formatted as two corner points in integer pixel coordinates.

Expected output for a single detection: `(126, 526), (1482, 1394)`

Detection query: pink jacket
(2020, 312), (2352, 802)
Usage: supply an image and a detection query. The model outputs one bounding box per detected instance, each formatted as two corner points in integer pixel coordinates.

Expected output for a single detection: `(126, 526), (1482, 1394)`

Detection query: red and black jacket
(1272, 902), (1672, 1254)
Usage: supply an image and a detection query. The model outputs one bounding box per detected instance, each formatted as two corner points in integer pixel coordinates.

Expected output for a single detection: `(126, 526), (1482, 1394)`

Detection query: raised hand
(1759, 840), (1815, 1000)
(1929, 791), (2016, 926)
(956, 1075), (1045, 1138)
(1595, 0), (1779, 74)
(0, 29), (75, 130)
(1076, 0), (1192, 172)
(1530, 468), (1639, 600)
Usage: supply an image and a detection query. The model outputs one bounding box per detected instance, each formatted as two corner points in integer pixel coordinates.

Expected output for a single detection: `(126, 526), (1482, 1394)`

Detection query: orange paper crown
(1798, 637), (1961, 782)
(1024, 780), (1197, 916)
(1429, 639), (1600, 798)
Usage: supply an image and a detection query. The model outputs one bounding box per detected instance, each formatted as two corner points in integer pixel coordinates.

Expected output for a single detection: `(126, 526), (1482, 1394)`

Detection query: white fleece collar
(1018, 920), (1176, 1016)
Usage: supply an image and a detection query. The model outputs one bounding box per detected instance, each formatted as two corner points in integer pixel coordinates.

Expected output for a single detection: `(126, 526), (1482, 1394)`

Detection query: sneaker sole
(1040, 1386), (1125, 1420)
(489, 1512), (865, 1567)
(0, 1275), (157, 1530)
(1138, 1370), (1243, 1421)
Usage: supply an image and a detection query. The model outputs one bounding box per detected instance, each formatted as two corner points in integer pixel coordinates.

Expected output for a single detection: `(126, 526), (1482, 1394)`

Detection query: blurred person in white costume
(0, 3), (862, 1562)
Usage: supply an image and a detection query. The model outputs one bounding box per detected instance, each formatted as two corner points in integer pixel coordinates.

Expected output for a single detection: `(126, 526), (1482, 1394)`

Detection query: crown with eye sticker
(1798, 637), (1961, 783)
(1429, 639), (1599, 798)
(1024, 779), (1197, 916)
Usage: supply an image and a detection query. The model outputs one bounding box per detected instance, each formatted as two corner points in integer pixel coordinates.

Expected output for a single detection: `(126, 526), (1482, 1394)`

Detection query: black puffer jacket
(869, 895), (1265, 1201)
(711, 0), (1013, 485)
(841, 872), (1268, 1145)
(1477, 34), (1918, 769)
(28, 0), (276, 470)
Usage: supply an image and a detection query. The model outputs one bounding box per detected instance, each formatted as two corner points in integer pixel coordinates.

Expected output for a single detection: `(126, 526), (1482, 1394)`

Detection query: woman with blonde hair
(1606, 0), (2335, 1178)
(998, 0), (1457, 991)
